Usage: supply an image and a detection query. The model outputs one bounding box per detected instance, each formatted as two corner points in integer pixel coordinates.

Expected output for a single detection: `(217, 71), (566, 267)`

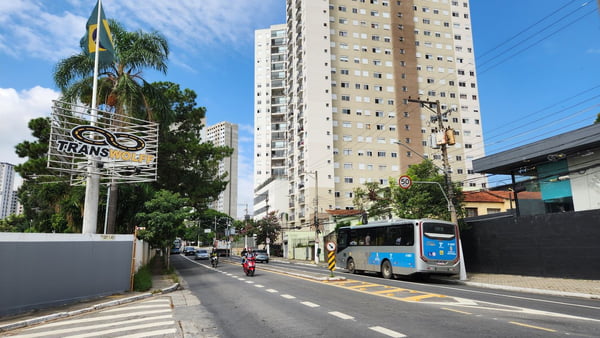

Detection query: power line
(478, 6), (596, 74)
(476, 0), (581, 60)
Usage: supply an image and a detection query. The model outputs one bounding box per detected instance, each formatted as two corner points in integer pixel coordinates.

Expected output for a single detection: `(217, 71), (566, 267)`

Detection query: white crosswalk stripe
(8, 297), (177, 338)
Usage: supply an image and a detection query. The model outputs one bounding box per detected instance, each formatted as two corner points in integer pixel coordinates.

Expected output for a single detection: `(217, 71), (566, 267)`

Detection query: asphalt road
(173, 255), (600, 337)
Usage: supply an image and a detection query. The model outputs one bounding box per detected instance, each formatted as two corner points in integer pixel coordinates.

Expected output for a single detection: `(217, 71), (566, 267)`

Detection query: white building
(254, 0), (486, 228)
(205, 122), (239, 218)
(0, 162), (16, 219)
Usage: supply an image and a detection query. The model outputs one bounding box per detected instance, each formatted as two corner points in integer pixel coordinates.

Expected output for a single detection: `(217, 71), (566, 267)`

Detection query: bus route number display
(399, 175), (412, 189)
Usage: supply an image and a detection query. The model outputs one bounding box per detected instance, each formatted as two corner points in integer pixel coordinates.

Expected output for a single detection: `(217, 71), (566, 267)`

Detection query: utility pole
(309, 170), (320, 264)
(406, 98), (457, 224)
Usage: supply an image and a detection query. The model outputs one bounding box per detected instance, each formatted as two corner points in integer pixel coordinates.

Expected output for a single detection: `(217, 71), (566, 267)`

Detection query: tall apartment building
(206, 122), (239, 218)
(255, 0), (486, 227)
(253, 24), (290, 219)
(0, 162), (16, 219)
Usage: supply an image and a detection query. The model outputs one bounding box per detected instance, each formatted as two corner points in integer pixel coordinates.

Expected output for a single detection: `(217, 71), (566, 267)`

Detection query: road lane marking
(346, 283), (381, 289)
(442, 307), (472, 315)
(39, 311), (171, 327)
(254, 284), (265, 288)
(301, 301), (320, 308)
(16, 319), (175, 338)
(281, 294), (296, 299)
(509, 321), (557, 332)
(369, 326), (407, 337)
(266, 289), (278, 293)
(328, 311), (355, 320)
(62, 320), (175, 338)
(401, 293), (446, 302)
(114, 328), (177, 337)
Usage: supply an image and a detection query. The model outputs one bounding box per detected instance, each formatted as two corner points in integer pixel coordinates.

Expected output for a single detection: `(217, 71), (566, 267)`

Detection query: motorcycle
(211, 254), (218, 268)
(242, 254), (256, 276)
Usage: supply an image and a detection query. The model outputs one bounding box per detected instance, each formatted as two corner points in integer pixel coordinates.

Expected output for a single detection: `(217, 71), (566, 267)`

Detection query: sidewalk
(457, 273), (600, 299)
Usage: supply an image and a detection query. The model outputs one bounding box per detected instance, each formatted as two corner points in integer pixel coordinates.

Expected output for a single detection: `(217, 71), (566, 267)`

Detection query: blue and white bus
(336, 218), (460, 279)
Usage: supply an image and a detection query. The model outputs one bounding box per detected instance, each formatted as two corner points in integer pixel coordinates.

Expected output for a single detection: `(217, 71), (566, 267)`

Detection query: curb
(0, 283), (180, 333)
(460, 281), (600, 300)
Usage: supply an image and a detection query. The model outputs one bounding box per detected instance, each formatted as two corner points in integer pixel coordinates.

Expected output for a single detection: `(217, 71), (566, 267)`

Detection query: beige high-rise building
(206, 122), (239, 218)
(255, 0), (486, 227)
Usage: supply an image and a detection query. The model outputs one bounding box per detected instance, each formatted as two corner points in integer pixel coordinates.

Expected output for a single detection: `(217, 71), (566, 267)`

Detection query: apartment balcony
(298, 196), (305, 203)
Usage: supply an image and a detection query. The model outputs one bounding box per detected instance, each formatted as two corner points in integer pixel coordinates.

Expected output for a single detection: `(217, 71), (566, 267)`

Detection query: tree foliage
(13, 118), (86, 233)
(135, 190), (189, 251)
(152, 82), (233, 212)
(251, 211), (282, 248)
(353, 161), (464, 222)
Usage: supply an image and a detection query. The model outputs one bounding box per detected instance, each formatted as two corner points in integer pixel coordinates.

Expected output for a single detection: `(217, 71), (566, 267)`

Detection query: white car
(194, 249), (210, 260)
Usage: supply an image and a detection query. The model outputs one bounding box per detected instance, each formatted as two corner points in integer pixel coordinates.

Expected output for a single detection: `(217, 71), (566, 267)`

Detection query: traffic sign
(399, 175), (412, 189)
(326, 241), (336, 252)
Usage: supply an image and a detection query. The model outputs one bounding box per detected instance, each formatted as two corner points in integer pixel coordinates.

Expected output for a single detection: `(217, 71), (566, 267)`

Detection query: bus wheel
(347, 258), (356, 274)
(381, 260), (393, 279)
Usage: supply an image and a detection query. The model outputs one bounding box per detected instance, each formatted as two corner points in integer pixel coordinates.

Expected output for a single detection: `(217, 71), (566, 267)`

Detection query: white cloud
(0, 0), (284, 63)
(0, 86), (60, 165)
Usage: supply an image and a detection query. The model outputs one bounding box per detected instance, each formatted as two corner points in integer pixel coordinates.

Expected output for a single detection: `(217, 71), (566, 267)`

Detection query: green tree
(353, 161), (463, 222)
(253, 211), (282, 248)
(595, 113), (599, 124)
(0, 214), (29, 232)
(14, 118), (86, 233)
(151, 82), (233, 212)
(136, 189), (190, 268)
(53, 20), (171, 233)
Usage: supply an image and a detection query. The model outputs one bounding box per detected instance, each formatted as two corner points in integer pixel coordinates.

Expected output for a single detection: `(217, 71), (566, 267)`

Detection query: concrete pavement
(1, 256), (598, 335)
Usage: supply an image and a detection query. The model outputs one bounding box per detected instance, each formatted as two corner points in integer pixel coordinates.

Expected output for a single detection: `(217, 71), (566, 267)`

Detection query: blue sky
(0, 1), (598, 218)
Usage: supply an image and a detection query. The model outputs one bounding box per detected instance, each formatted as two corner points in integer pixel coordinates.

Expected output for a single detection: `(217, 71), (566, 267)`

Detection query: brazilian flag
(80, 0), (115, 66)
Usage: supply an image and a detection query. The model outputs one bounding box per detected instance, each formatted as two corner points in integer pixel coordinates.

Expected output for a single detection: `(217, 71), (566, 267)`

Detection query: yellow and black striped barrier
(327, 250), (336, 274)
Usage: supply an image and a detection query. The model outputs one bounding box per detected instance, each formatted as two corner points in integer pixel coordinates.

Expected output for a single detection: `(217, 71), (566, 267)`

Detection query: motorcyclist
(242, 248), (252, 265)
(211, 247), (218, 267)
(241, 248), (248, 265)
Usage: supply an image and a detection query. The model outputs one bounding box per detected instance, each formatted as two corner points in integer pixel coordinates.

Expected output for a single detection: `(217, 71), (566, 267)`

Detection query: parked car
(183, 246), (196, 256)
(254, 249), (269, 263)
(170, 247), (180, 254)
(195, 249), (210, 260)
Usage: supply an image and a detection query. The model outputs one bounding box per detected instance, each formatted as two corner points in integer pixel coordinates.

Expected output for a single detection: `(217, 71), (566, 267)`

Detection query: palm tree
(53, 20), (171, 233)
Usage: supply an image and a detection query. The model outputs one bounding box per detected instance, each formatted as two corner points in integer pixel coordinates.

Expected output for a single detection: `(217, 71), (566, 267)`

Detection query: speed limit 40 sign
(399, 175), (412, 189)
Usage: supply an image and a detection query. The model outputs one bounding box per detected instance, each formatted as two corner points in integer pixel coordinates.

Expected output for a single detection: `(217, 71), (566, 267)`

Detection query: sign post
(398, 175), (412, 189)
(326, 241), (336, 277)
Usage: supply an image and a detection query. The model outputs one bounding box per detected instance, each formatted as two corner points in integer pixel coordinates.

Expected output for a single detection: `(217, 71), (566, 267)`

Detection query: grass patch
(133, 265), (152, 292)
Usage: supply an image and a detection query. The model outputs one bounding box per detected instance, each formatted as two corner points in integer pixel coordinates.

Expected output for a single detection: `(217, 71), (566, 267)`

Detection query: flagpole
(82, 0), (103, 234)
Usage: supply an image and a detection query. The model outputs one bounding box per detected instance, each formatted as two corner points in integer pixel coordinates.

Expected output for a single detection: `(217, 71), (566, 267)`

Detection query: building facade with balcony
(256, 0), (486, 228)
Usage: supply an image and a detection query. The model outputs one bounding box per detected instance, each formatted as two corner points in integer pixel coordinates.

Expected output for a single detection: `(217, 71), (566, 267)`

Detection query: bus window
(338, 229), (349, 251)
(385, 224), (414, 246)
(349, 230), (359, 246)
(423, 222), (455, 239)
(375, 227), (386, 246)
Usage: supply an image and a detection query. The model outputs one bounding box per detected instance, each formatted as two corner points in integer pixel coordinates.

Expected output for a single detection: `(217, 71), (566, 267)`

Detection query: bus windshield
(423, 222), (456, 239)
